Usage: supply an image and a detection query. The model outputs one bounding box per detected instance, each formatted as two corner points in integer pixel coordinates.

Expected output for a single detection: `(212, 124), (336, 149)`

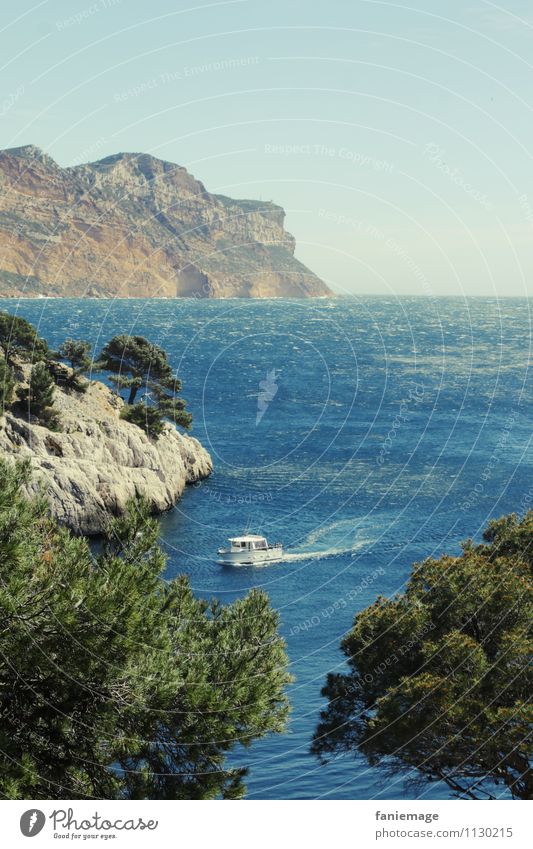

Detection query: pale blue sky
(3, 0), (533, 295)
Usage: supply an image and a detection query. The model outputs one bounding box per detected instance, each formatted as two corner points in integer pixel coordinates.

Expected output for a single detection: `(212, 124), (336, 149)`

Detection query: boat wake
(280, 517), (378, 563)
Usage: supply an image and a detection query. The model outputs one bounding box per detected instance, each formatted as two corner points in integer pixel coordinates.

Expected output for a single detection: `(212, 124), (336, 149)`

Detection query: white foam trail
(278, 516), (378, 563)
(282, 538), (371, 563)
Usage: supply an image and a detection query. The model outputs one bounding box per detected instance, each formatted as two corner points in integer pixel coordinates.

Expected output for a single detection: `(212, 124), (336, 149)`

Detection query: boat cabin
(228, 535), (269, 551)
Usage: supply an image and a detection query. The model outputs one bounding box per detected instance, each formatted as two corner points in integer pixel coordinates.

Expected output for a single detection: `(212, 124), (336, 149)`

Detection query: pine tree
(0, 311), (49, 365)
(0, 459), (291, 799)
(0, 358), (14, 415)
(55, 338), (92, 391)
(313, 511), (533, 799)
(56, 338), (92, 372)
(16, 362), (59, 429)
(98, 334), (176, 405)
(98, 334), (192, 437)
(120, 402), (165, 439)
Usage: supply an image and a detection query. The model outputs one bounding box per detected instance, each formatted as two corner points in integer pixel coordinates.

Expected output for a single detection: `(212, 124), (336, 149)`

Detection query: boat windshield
(229, 537), (268, 550)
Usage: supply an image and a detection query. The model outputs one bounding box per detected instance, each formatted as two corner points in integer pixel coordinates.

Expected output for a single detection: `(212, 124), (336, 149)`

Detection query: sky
(2, 0), (533, 296)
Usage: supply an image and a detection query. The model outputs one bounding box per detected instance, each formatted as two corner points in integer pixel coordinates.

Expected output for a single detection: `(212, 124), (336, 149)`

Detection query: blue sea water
(4, 296), (532, 800)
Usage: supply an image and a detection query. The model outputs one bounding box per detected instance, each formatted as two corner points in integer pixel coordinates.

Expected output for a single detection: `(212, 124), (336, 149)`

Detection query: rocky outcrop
(0, 375), (212, 535)
(0, 144), (331, 298)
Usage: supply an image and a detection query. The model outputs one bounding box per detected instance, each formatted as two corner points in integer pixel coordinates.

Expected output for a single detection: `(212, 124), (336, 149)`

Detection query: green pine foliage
(0, 316), (191, 439)
(0, 311), (59, 424)
(56, 338), (92, 371)
(16, 362), (60, 430)
(98, 334), (177, 405)
(157, 394), (193, 431)
(98, 334), (192, 437)
(0, 358), (15, 415)
(55, 338), (92, 392)
(120, 402), (165, 440)
(312, 511), (533, 799)
(0, 459), (291, 800)
(0, 310), (49, 365)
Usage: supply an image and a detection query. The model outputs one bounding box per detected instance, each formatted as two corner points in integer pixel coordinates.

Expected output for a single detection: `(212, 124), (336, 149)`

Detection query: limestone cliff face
(0, 145), (330, 298)
(0, 375), (212, 535)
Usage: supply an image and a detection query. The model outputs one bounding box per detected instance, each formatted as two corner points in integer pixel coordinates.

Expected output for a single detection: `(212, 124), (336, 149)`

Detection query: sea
(5, 295), (532, 800)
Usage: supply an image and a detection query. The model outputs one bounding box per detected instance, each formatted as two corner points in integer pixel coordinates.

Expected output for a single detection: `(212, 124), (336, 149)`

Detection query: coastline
(0, 370), (212, 536)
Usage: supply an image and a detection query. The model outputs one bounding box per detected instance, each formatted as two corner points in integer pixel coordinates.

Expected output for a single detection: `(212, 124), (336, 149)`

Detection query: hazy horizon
(3, 0), (533, 297)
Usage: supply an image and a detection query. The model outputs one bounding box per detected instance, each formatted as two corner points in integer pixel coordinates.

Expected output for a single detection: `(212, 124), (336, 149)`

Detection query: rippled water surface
(7, 296), (532, 799)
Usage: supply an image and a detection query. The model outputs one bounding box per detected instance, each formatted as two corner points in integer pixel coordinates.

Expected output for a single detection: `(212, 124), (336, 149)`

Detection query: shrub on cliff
(16, 362), (60, 430)
(0, 310), (49, 365)
(157, 392), (193, 431)
(0, 359), (15, 415)
(55, 338), (92, 392)
(0, 459), (291, 800)
(98, 334), (191, 434)
(56, 338), (92, 371)
(312, 511), (533, 799)
(120, 401), (165, 439)
(99, 334), (177, 404)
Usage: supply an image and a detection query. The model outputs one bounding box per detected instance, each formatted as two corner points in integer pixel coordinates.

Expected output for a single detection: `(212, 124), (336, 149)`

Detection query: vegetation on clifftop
(313, 511), (533, 799)
(0, 310), (49, 365)
(16, 361), (60, 431)
(0, 310), (191, 438)
(0, 459), (290, 799)
(98, 333), (192, 433)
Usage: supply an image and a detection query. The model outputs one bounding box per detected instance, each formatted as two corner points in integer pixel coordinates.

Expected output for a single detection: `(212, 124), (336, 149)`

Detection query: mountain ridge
(0, 145), (330, 299)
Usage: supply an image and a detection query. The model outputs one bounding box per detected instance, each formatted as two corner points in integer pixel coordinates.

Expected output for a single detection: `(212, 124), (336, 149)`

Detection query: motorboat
(217, 534), (283, 565)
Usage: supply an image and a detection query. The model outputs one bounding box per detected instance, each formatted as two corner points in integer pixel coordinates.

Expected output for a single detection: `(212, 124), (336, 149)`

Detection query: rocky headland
(0, 367), (212, 535)
(0, 144), (330, 299)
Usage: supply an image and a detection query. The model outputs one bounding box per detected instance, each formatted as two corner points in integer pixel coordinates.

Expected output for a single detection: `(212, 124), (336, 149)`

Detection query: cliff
(0, 144), (331, 298)
(0, 372), (212, 535)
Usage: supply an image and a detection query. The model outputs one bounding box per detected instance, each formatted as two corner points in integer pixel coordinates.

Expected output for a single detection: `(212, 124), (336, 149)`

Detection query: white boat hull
(218, 546), (283, 566)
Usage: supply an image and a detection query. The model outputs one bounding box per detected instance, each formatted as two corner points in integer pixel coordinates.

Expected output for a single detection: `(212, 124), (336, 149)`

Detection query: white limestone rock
(0, 376), (212, 535)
